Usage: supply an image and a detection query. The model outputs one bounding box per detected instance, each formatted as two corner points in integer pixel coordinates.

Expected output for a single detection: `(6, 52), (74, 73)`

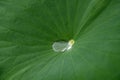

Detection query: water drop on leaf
(52, 39), (75, 52)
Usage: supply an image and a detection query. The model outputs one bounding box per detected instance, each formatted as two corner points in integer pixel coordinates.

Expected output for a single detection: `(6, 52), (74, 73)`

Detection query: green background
(0, 0), (120, 80)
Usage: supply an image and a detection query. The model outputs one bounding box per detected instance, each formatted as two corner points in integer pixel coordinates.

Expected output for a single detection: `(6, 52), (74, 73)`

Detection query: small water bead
(52, 39), (75, 52)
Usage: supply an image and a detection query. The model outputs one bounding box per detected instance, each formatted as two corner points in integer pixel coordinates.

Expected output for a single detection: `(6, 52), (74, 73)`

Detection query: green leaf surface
(0, 0), (120, 80)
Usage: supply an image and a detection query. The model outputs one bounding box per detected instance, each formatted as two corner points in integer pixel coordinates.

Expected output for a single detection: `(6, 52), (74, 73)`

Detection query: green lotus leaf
(0, 0), (120, 80)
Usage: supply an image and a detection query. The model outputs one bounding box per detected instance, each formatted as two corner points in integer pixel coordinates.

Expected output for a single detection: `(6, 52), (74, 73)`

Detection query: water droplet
(52, 39), (75, 52)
